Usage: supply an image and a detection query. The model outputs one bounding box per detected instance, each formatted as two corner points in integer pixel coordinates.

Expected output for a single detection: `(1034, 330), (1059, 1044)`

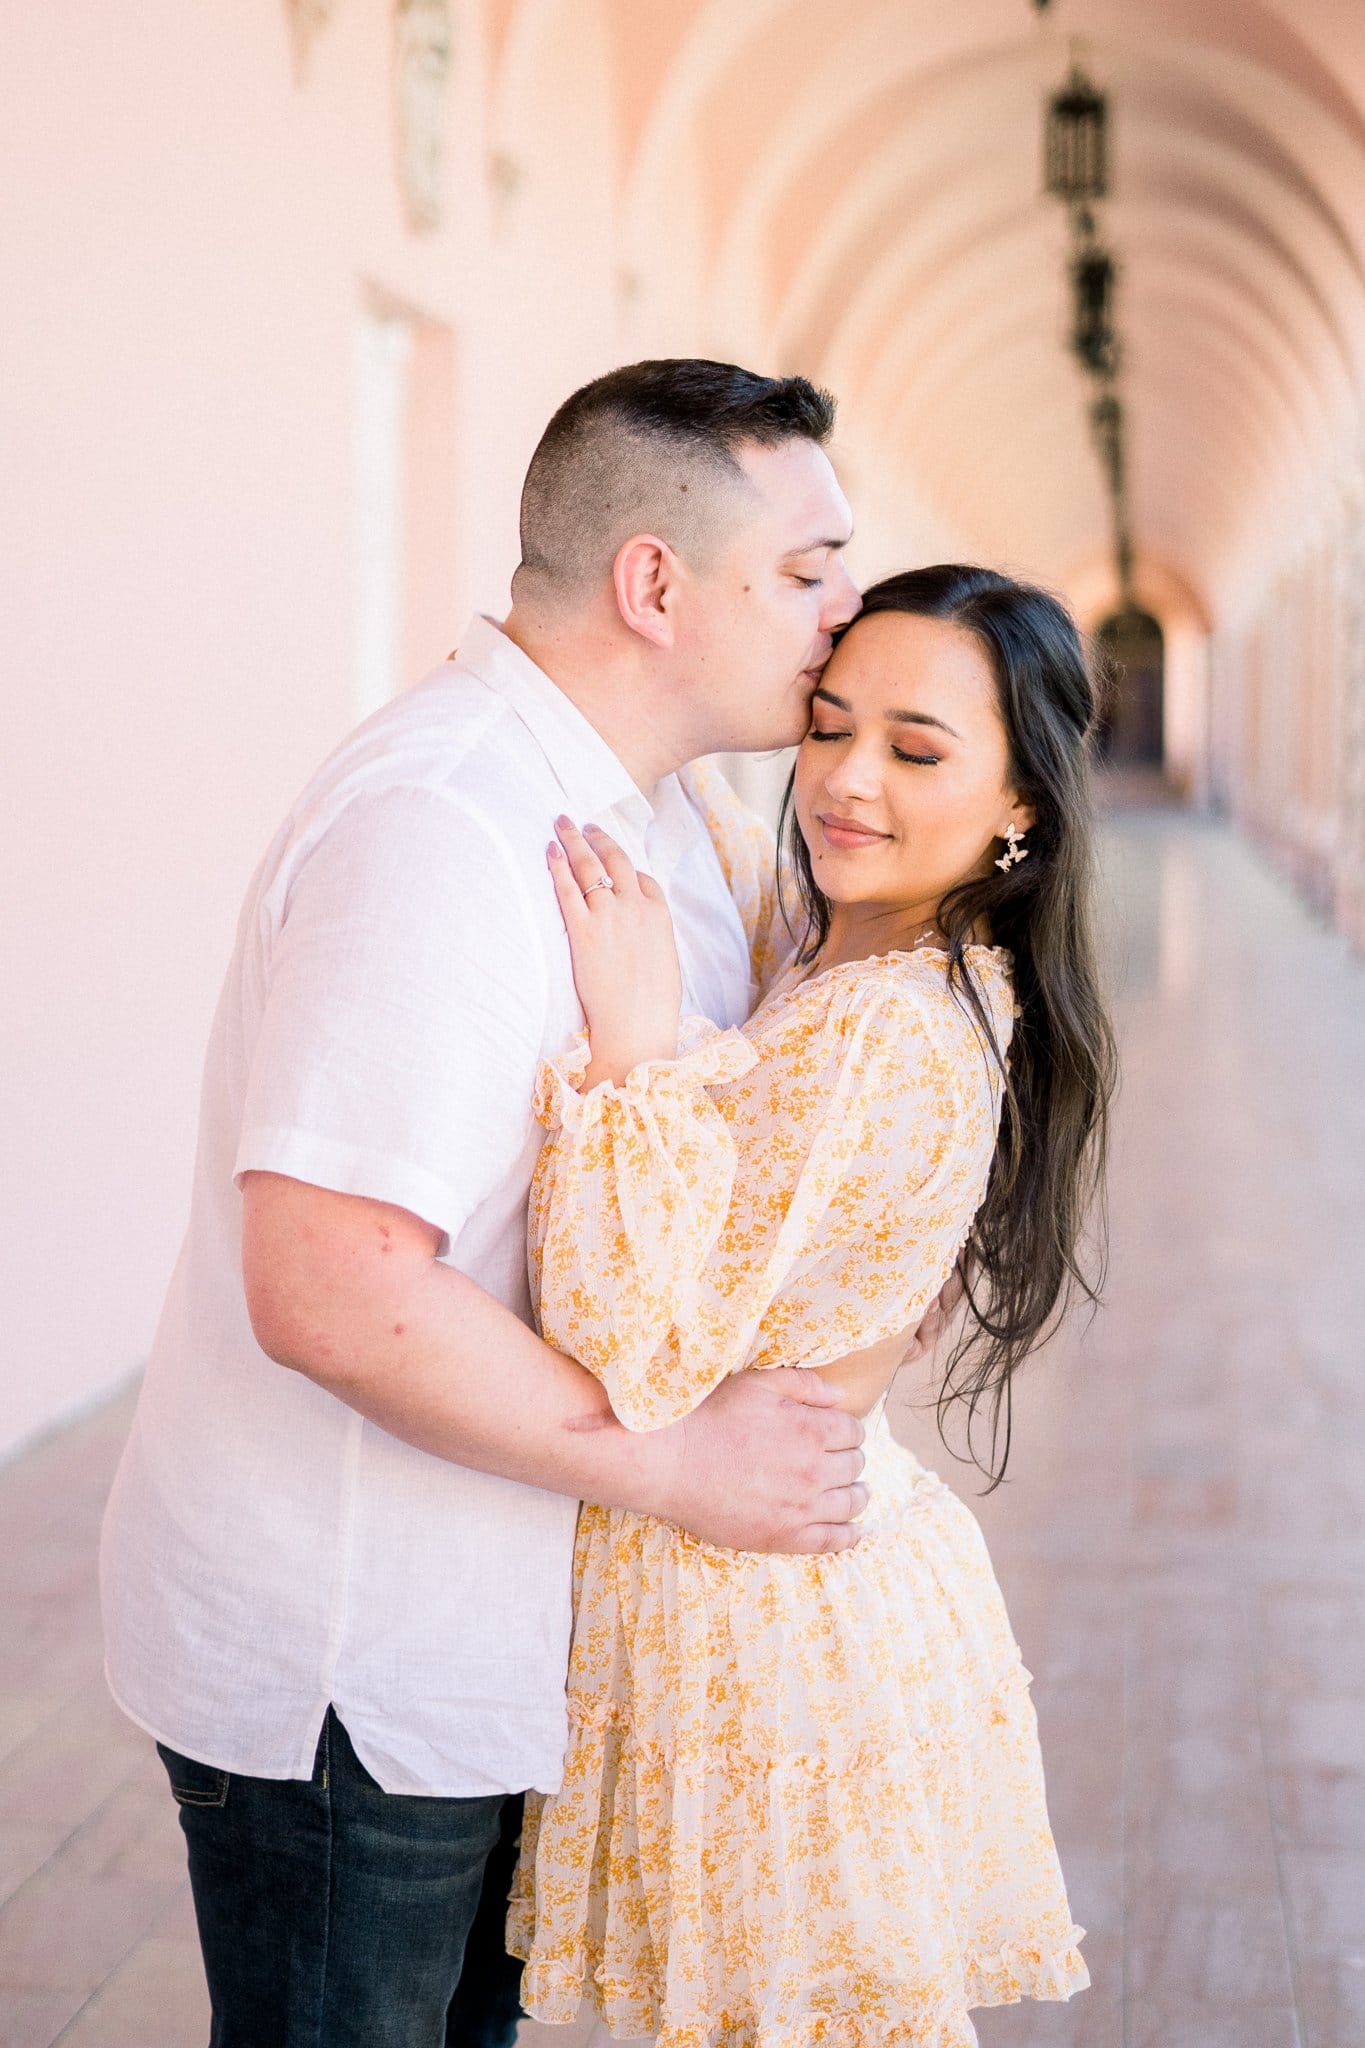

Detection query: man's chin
(747, 721), (807, 755)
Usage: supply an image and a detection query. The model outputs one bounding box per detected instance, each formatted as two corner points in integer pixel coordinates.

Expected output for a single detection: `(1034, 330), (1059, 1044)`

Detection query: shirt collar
(454, 615), (652, 834)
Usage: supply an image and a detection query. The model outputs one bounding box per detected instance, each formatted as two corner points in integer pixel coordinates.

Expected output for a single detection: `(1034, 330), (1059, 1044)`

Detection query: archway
(1097, 606), (1166, 767)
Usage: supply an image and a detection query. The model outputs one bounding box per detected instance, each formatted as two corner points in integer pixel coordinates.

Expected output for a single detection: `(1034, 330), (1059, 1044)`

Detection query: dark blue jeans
(158, 1709), (525, 2048)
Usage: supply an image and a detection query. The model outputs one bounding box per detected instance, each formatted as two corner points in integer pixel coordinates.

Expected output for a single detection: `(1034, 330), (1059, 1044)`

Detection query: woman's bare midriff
(810, 1327), (915, 1417)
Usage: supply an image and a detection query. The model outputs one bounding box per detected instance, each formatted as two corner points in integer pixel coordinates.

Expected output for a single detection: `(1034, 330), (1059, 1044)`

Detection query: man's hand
(651, 1369), (867, 1554)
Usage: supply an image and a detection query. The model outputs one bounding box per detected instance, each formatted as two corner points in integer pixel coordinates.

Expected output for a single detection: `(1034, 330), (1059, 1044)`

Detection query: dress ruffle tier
(508, 1420), (1088, 2046)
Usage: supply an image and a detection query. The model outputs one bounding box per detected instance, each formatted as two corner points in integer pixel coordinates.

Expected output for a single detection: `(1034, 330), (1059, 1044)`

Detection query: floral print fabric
(508, 771), (1088, 2044)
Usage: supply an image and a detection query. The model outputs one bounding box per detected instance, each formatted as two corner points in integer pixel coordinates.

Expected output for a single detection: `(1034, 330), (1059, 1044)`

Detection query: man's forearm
(242, 1174), (680, 1513)
(314, 1262), (680, 1510)
(241, 1172), (863, 1556)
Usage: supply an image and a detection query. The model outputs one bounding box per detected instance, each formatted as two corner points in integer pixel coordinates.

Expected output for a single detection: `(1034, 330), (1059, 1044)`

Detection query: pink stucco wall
(0, 1), (633, 1457)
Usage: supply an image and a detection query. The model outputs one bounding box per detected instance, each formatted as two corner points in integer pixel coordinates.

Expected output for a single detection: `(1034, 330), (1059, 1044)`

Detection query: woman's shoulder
(764, 944), (1014, 1033)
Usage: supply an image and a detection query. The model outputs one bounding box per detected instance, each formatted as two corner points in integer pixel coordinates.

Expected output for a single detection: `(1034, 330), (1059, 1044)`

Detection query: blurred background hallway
(4, 0), (1365, 2040)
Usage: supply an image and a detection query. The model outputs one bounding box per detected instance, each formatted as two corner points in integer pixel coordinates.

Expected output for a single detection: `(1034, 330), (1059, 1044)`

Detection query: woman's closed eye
(809, 728), (941, 768)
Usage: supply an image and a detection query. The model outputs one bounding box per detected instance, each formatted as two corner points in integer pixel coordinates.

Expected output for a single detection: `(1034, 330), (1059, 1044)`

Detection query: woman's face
(793, 609), (1033, 929)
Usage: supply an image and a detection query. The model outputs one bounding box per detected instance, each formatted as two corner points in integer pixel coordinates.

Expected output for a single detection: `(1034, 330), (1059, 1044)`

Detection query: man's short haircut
(515, 358), (837, 599)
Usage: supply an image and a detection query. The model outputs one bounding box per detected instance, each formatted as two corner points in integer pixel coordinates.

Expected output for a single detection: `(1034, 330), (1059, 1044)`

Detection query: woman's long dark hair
(778, 564), (1117, 1487)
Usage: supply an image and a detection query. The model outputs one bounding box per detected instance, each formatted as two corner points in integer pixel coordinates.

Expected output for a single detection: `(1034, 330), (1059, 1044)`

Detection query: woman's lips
(817, 813), (889, 850)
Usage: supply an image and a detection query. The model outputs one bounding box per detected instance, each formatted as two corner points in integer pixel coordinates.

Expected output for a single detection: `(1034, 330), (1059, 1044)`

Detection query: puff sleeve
(530, 965), (1009, 1432)
(529, 1017), (759, 1430)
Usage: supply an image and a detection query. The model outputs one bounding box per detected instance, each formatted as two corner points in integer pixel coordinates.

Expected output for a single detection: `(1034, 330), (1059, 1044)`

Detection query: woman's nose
(823, 743), (882, 802)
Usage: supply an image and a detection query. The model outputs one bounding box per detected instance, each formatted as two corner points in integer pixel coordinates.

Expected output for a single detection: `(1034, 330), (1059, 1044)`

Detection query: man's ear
(613, 533), (680, 649)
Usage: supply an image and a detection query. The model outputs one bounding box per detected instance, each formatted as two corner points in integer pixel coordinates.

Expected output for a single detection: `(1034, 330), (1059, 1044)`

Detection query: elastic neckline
(776, 941), (1010, 1000)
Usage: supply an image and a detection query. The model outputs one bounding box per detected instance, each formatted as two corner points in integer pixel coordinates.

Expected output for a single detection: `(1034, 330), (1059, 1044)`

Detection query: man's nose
(821, 558), (861, 632)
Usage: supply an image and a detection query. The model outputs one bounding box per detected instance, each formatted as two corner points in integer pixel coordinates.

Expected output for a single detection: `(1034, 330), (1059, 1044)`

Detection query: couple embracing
(101, 358), (1114, 2046)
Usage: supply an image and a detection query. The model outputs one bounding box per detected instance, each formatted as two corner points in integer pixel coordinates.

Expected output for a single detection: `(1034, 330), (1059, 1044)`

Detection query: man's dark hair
(514, 358), (836, 599)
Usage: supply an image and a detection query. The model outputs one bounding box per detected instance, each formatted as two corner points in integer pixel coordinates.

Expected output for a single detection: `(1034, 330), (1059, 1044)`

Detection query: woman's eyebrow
(813, 687), (962, 741)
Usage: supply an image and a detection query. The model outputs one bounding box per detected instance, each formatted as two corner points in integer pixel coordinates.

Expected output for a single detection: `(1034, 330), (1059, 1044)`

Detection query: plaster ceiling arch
(1124, 247), (1334, 455)
(827, 201), (1311, 513)
(766, 88), (1359, 459)
(872, 295), (1290, 579)
(821, 190), (1341, 538)
(482, 0), (1365, 620)
(858, 210), (1323, 477)
(1110, 199), (1354, 462)
(612, 0), (1365, 298)
(598, 0), (1365, 209)
(1113, 142), (1364, 390)
(720, 44), (1364, 501)
(730, 36), (1365, 406)
(1126, 328), (1306, 517)
(1111, 66), (1365, 281)
(874, 370), (1115, 559)
(884, 336), (1276, 576)
(1068, 547), (1213, 636)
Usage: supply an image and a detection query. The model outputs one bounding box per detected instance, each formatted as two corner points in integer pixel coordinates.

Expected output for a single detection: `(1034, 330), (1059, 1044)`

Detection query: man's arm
(242, 1171), (868, 1554)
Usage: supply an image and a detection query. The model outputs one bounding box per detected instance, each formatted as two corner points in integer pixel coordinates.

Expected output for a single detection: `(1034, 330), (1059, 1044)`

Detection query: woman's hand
(548, 817), (683, 1089)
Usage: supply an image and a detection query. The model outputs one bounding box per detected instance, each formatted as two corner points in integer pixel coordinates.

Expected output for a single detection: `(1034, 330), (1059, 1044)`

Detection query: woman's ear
(613, 533), (679, 650)
(1006, 795), (1037, 836)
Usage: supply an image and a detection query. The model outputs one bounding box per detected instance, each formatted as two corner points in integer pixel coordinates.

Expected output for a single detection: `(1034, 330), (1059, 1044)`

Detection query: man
(101, 359), (870, 2046)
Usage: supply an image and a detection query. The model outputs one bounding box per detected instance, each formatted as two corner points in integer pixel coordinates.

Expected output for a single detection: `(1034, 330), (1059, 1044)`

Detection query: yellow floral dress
(507, 766), (1088, 2046)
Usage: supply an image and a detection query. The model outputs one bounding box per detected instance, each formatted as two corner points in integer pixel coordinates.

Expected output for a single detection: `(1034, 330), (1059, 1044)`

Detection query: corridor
(1, 805), (1362, 2048)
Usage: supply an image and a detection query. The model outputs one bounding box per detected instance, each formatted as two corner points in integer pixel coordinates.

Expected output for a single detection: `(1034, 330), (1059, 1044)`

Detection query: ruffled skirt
(508, 1412), (1087, 2045)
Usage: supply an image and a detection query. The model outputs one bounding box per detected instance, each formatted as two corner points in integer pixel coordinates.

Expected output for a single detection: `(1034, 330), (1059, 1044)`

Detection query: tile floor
(2, 808), (1363, 2047)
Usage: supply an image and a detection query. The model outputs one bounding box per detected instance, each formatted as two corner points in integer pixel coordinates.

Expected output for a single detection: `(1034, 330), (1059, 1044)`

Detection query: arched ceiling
(496, 0), (1365, 624)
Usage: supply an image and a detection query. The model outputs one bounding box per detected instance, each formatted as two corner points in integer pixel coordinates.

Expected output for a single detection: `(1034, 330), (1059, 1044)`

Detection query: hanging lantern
(1071, 242), (1119, 378)
(1116, 528), (1136, 602)
(1089, 391), (1125, 501)
(1045, 67), (1108, 204)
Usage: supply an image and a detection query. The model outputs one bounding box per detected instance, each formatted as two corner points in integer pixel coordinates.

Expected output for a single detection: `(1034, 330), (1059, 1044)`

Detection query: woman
(508, 566), (1116, 2045)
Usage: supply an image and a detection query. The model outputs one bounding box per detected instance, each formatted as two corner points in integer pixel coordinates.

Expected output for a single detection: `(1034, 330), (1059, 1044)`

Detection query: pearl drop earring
(995, 823), (1029, 873)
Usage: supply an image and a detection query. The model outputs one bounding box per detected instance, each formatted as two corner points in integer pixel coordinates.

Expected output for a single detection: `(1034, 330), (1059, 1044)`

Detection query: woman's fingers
(552, 817), (608, 895)
(580, 821), (639, 894)
(546, 839), (591, 924)
(553, 816), (640, 899)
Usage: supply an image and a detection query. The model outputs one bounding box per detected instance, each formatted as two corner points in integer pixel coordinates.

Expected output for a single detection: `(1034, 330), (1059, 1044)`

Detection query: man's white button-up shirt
(100, 617), (754, 1796)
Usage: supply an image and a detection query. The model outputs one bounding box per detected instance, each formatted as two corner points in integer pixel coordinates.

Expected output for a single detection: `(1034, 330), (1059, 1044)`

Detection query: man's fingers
(780, 1520), (864, 1556)
(764, 1365), (843, 1409)
(821, 1447), (866, 1489)
(819, 1480), (870, 1521)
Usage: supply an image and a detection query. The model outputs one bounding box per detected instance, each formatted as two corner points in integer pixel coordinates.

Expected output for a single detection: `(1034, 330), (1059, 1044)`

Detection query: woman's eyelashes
(808, 728), (941, 767)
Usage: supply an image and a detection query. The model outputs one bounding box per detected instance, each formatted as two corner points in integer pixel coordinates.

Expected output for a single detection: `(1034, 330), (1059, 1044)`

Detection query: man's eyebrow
(812, 687), (962, 740)
(784, 532), (853, 556)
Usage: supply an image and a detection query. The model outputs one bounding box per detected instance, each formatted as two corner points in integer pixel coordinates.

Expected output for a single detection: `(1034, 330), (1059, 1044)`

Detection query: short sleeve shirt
(98, 618), (754, 1795)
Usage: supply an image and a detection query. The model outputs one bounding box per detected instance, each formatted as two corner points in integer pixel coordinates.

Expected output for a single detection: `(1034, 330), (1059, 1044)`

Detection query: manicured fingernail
(547, 841), (563, 861)
(583, 821), (602, 835)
